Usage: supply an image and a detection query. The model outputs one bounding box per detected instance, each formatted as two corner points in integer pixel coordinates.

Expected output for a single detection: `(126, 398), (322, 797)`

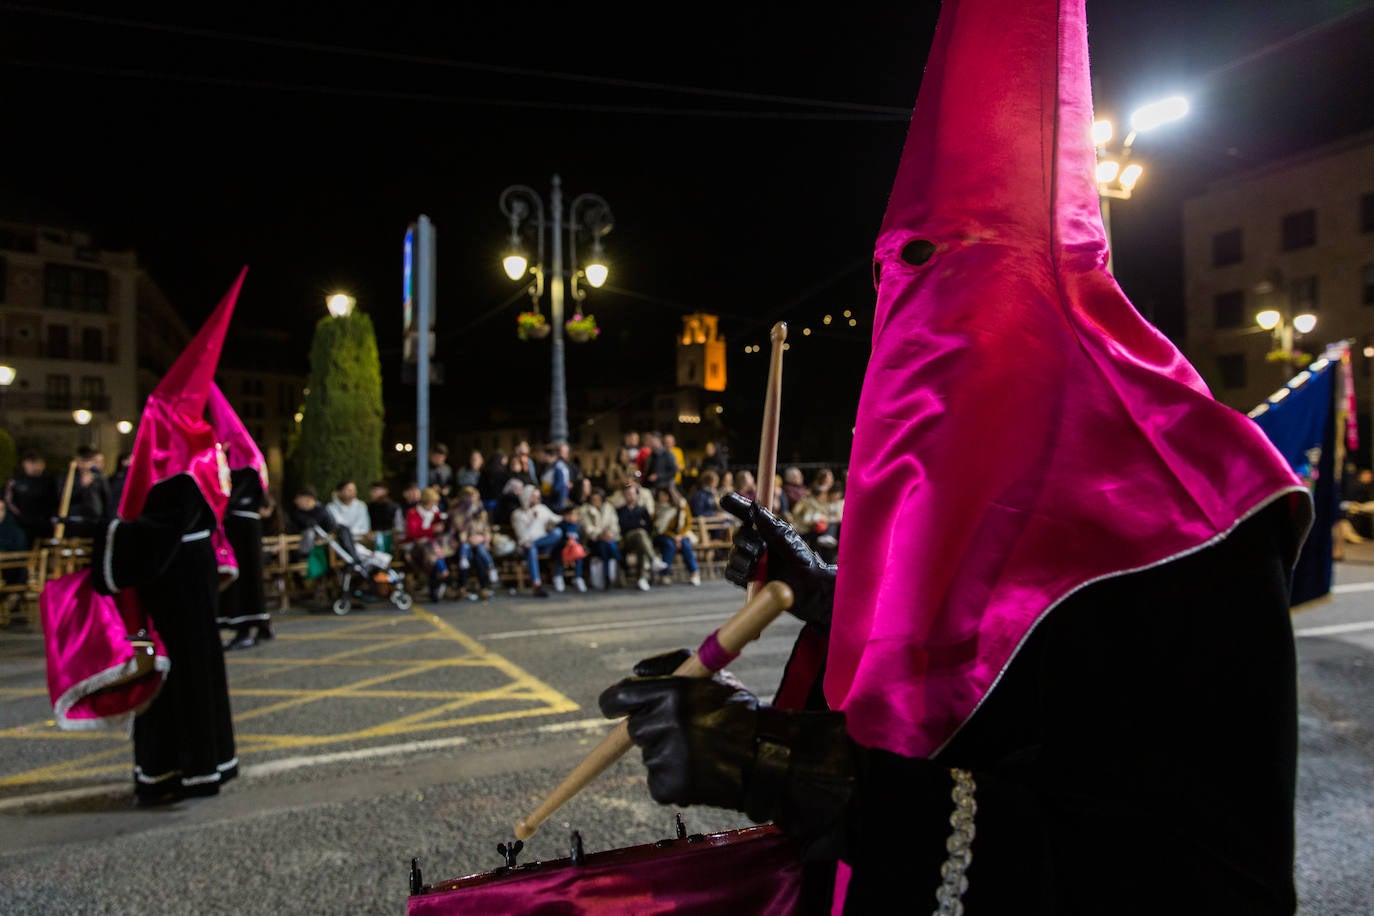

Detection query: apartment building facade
(1182, 131), (1374, 436)
(0, 222), (140, 464)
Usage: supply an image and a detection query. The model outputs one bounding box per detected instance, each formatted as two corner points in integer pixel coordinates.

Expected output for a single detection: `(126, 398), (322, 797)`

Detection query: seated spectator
(652, 486), (701, 587)
(456, 449), (484, 491)
(811, 467), (836, 498)
(366, 481), (404, 552)
(492, 477), (524, 528)
(66, 446), (112, 537)
(405, 487), (456, 601)
(480, 451), (511, 511)
(428, 444), (455, 506)
(107, 451), (133, 513)
(779, 466), (808, 521)
(540, 442), (575, 511)
(511, 484), (572, 597)
(688, 469), (722, 520)
(557, 504), (589, 593)
(5, 450), (59, 544)
(400, 481), (422, 515)
(733, 469), (756, 501)
(0, 501), (29, 612)
(581, 487), (622, 590)
(509, 441), (539, 487)
(328, 480), (372, 544)
(617, 483), (663, 591)
(789, 480), (837, 564)
(452, 486), (496, 600)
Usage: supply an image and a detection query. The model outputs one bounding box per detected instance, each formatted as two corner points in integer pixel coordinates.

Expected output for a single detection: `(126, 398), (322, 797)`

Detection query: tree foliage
(295, 311), (384, 497)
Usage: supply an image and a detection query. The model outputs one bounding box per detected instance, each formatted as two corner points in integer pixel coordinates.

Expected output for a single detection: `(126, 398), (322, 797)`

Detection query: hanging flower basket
(565, 313), (600, 343)
(517, 311), (549, 340)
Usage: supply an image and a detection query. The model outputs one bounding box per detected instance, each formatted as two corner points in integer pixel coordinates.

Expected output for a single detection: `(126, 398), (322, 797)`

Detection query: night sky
(5, 1), (1374, 460)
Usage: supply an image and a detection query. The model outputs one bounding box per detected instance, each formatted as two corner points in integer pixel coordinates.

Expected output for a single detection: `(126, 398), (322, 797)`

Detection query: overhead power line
(0, 2), (912, 117)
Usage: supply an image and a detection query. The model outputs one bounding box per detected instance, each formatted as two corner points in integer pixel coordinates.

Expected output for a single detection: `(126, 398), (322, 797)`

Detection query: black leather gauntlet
(720, 492), (837, 630)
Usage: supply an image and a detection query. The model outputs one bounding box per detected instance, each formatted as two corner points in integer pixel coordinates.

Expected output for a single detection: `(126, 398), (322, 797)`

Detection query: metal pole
(1100, 196), (1114, 276)
(549, 175), (568, 446)
(416, 214), (434, 488)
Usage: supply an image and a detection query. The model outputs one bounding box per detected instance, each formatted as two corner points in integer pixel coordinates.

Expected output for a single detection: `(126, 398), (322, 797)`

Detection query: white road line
(0, 719), (612, 812)
(482, 611), (731, 641)
(1294, 620), (1374, 638)
(1330, 582), (1374, 594)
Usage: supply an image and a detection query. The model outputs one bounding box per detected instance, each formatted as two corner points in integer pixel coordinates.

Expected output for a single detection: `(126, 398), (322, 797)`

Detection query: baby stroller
(316, 525), (414, 615)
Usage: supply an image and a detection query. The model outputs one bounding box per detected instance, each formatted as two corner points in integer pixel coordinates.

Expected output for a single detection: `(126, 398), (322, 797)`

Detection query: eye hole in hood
(901, 239), (937, 266)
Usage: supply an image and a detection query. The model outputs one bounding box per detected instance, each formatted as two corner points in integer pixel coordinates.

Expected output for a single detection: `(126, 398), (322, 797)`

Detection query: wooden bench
(0, 538), (96, 629)
(693, 515), (736, 579)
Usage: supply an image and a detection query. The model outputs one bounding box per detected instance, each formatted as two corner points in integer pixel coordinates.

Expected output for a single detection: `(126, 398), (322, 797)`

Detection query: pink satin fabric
(207, 382), (269, 488)
(41, 569), (169, 731)
(408, 826), (801, 915)
(118, 268), (246, 524)
(827, 0), (1310, 760)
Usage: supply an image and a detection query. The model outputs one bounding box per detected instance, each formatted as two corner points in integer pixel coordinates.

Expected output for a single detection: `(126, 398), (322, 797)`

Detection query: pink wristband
(696, 629), (739, 672)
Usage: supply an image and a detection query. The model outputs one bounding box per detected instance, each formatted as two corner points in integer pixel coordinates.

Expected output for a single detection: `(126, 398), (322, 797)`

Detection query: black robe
(94, 475), (237, 801)
(216, 468), (268, 628)
(839, 499), (1300, 914)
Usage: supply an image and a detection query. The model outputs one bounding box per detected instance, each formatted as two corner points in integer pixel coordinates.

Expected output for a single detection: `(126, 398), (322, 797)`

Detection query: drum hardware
(496, 840), (524, 868)
(569, 830), (585, 866)
(409, 857), (424, 895)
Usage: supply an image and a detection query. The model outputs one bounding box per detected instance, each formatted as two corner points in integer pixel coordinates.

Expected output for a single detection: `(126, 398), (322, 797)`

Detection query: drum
(408, 824), (803, 915)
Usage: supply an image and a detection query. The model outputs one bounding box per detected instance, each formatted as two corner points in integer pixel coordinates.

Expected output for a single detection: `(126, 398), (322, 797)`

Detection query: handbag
(561, 537), (588, 564)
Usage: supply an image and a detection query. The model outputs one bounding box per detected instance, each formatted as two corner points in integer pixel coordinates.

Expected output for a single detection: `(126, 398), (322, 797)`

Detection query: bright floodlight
(1119, 163), (1144, 191)
(0, 364), (14, 386)
(1255, 310), (1282, 331)
(1130, 96), (1189, 133)
(1095, 160), (1121, 184)
(116, 420), (133, 435)
(1293, 313), (1317, 335)
(503, 254), (528, 281)
(584, 262), (608, 288)
(72, 409), (93, 426)
(326, 293), (356, 318)
(1091, 119), (1113, 146)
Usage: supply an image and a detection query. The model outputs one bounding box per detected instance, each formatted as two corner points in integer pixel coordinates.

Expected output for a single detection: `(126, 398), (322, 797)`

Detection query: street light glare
(0, 365), (15, 386)
(1095, 160), (1121, 184)
(1091, 119), (1113, 146)
(1255, 309), (1282, 331)
(1293, 313), (1317, 335)
(1129, 96), (1189, 133)
(584, 262), (608, 288)
(326, 293), (356, 317)
(72, 409), (93, 426)
(116, 420), (133, 435)
(1118, 163), (1144, 191)
(503, 254), (528, 282)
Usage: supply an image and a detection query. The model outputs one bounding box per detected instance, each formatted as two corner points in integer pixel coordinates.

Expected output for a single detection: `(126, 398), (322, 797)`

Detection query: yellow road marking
(0, 605), (578, 789)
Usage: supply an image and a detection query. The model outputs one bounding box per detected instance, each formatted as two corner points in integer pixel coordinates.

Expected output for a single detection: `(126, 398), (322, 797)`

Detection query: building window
(80, 327), (105, 361)
(79, 375), (105, 409)
(1211, 228), (1243, 267)
(46, 323), (70, 359)
(1362, 192), (1374, 233)
(1217, 354), (1247, 391)
(1280, 210), (1316, 251)
(1291, 275), (1319, 312)
(1213, 290), (1246, 329)
(45, 373), (71, 409)
(1363, 264), (1374, 306)
(44, 265), (110, 312)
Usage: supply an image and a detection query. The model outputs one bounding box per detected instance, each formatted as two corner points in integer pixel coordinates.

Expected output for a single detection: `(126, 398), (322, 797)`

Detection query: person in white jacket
(510, 484), (582, 596)
(581, 487), (623, 589)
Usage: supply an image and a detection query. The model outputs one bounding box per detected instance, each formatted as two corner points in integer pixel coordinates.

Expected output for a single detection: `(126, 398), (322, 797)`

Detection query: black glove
(720, 492), (836, 630)
(633, 648), (692, 678)
(599, 676), (857, 840)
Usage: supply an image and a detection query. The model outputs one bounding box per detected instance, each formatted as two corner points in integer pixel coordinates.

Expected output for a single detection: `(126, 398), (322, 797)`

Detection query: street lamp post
(1255, 272), (1317, 377)
(1093, 96), (1189, 275)
(499, 175), (613, 446)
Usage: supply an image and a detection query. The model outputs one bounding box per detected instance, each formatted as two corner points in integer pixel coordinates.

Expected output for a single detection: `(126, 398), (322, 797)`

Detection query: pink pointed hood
(207, 383), (268, 489)
(827, 0), (1311, 758)
(118, 268), (247, 523)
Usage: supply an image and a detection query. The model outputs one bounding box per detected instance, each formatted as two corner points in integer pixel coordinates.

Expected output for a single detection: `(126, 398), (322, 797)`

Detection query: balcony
(0, 391), (111, 412)
(0, 338), (119, 363)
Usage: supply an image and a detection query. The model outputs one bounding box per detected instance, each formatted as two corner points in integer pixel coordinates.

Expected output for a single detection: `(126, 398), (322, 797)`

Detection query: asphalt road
(0, 559), (1371, 914)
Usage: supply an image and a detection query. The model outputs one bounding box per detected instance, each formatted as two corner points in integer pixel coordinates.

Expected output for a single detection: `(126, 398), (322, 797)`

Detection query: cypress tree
(295, 311), (384, 497)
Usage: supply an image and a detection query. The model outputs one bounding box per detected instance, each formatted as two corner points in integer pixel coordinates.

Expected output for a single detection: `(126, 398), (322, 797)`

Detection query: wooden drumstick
(53, 459), (79, 542)
(749, 322), (787, 601)
(513, 579), (795, 841)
